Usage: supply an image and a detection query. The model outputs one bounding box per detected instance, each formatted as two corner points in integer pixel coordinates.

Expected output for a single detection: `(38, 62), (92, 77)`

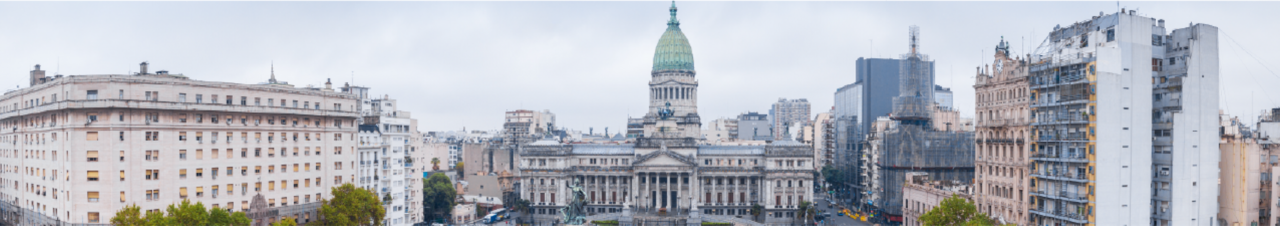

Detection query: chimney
(139, 62), (149, 75)
(325, 78), (333, 90)
(30, 64), (46, 86)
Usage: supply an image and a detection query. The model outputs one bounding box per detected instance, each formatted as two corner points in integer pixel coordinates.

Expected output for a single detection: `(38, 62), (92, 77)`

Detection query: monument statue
(658, 102), (674, 120)
(560, 178), (588, 225)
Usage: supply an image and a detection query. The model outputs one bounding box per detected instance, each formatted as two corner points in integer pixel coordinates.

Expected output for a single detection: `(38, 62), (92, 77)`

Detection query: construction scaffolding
(892, 26), (935, 122)
(865, 26), (976, 223)
(874, 125), (975, 216)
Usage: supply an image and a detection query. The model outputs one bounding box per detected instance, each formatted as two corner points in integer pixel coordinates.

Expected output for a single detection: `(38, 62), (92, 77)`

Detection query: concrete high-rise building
(1218, 113), (1266, 226)
(973, 38), (1032, 225)
(1028, 11), (1218, 226)
(735, 112), (771, 141)
(770, 98), (811, 140)
(349, 91), (423, 226)
(0, 63), (360, 225)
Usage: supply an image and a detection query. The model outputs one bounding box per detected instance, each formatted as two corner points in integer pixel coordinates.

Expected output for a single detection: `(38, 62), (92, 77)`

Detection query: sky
(3, 1), (1280, 133)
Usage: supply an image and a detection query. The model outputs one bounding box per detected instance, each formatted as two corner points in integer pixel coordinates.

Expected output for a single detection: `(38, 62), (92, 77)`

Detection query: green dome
(652, 2), (694, 72)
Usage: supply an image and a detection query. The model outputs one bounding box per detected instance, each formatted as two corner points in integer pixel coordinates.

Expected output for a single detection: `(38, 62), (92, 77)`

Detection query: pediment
(634, 150), (697, 166)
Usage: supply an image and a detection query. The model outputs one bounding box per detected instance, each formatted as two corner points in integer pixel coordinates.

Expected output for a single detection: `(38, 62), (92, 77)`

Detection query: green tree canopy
(319, 183), (386, 226)
(271, 216), (299, 226)
(919, 195), (999, 226)
(424, 173), (457, 223)
(110, 200), (249, 226)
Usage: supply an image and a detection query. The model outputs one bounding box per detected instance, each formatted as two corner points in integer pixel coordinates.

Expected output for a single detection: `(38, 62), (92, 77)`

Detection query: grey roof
(697, 145), (765, 155)
(570, 144), (635, 155)
(358, 125), (380, 133)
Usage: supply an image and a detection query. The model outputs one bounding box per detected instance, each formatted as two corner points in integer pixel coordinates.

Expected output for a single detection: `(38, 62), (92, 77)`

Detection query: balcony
(1029, 172), (1088, 183)
(1032, 114), (1091, 126)
(977, 118), (1032, 128)
(1036, 133), (1089, 143)
(1031, 153), (1089, 163)
(1029, 190), (1088, 203)
(1029, 209), (1089, 224)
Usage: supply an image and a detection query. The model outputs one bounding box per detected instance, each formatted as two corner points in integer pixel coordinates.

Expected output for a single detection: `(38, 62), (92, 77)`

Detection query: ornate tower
(643, 1), (701, 138)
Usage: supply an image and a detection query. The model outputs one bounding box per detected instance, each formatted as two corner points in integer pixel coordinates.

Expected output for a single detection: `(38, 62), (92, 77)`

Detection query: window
(180, 187), (188, 199)
(179, 150), (187, 160)
(179, 93), (187, 102)
(196, 94), (203, 103)
(179, 132), (187, 141)
(87, 151), (99, 162)
(88, 192), (100, 202)
(120, 151), (125, 161)
(1106, 28), (1116, 42)
(120, 191), (126, 202)
(88, 212), (100, 223)
(255, 98), (261, 106)
(87, 90), (98, 100)
(87, 170), (99, 181)
(293, 100), (298, 108)
(180, 169), (187, 179)
(225, 95), (232, 105)
(88, 113), (98, 122)
(240, 96), (247, 105)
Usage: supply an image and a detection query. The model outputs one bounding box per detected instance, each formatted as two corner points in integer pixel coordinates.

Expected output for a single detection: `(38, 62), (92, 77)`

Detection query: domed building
(515, 3), (816, 226)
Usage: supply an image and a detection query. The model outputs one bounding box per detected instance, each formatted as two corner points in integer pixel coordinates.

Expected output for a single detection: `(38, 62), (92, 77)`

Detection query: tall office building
(1028, 11), (1218, 226)
(0, 63), (359, 225)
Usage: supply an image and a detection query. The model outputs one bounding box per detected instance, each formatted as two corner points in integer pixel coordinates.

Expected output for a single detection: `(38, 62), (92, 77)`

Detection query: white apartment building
(1029, 11), (1218, 226)
(0, 63), (360, 225)
(350, 92), (422, 226)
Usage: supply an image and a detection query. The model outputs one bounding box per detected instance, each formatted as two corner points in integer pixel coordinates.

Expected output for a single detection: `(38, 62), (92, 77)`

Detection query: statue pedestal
(620, 205), (634, 226)
(686, 207), (702, 226)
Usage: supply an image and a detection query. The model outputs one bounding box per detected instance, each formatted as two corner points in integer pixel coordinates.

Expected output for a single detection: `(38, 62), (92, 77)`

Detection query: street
(819, 196), (875, 226)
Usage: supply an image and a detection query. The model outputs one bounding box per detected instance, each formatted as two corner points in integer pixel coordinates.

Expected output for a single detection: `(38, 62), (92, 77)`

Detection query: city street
(819, 197), (874, 226)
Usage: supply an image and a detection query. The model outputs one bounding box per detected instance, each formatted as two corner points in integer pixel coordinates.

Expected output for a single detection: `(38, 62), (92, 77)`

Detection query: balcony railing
(1029, 209), (1089, 224)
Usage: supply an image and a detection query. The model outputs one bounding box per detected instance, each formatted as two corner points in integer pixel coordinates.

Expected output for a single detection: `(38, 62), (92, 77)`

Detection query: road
(818, 196), (875, 226)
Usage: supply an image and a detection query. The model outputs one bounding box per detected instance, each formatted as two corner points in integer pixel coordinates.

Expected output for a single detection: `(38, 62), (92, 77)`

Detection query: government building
(0, 63), (360, 225)
(517, 3), (816, 226)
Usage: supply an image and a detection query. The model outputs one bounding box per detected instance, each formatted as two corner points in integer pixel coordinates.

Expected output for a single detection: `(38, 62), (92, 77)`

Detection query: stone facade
(0, 65), (359, 225)
(901, 172), (972, 226)
(973, 39), (1031, 225)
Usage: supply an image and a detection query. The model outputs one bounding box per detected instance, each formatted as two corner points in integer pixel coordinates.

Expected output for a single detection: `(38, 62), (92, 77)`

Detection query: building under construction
(860, 26), (976, 225)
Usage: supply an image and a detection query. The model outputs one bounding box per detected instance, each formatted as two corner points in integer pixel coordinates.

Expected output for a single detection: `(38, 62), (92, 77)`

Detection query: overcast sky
(3, 1), (1280, 133)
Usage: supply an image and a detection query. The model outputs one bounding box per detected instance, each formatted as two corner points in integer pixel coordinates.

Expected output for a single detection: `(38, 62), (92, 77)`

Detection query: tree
(319, 183), (386, 226)
(456, 162), (464, 171)
(166, 199), (210, 225)
(431, 157), (441, 171)
(272, 216), (299, 226)
(112, 200), (249, 226)
(795, 201), (816, 225)
(919, 195), (997, 226)
(110, 204), (145, 226)
(750, 203), (764, 222)
(423, 173), (457, 223)
(821, 165), (842, 185)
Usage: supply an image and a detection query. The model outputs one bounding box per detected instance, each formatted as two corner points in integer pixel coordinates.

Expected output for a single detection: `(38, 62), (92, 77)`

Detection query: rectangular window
(179, 93), (187, 102)
(87, 132), (99, 141)
(88, 191), (100, 202)
(180, 187), (188, 199)
(88, 212), (100, 223)
(87, 151), (99, 162)
(241, 96), (247, 105)
(87, 170), (100, 181)
(87, 90), (99, 100)
(255, 98), (261, 106)
(225, 95), (232, 105)
(196, 94), (203, 103)
(1106, 28), (1116, 42)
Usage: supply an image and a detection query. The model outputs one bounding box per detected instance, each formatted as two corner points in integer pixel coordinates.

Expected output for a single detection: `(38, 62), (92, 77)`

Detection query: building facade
(770, 99), (811, 140)
(1027, 11), (1219, 226)
(736, 112), (770, 141)
(517, 3), (815, 226)
(352, 93), (423, 226)
(901, 172), (972, 226)
(973, 38), (1032, 225)
(0, 64), (359, 225)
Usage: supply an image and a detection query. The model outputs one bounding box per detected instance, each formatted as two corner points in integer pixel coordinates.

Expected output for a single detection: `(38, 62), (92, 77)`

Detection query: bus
(483, 208), (508, 224)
